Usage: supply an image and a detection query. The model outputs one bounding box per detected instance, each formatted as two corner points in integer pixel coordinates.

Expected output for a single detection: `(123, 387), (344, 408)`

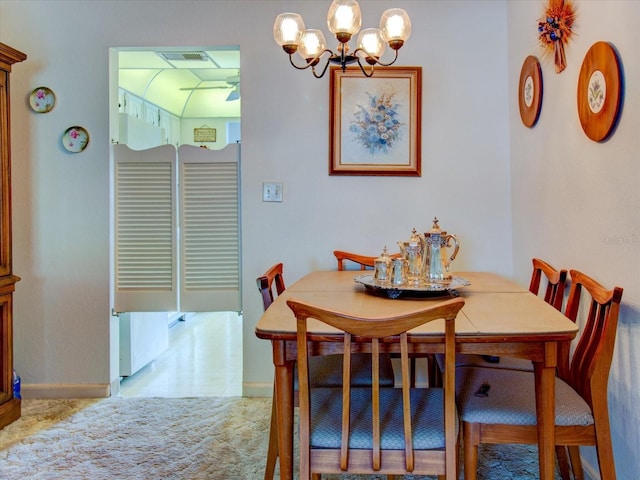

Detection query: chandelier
(273, 0), (411, 78)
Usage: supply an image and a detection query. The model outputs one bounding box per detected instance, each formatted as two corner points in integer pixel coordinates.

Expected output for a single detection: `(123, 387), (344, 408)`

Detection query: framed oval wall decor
(577, 42), (622, 142)
(62, 126), (89, 153)
(29, 86), (56, 113)
(518, 56), (543, 128)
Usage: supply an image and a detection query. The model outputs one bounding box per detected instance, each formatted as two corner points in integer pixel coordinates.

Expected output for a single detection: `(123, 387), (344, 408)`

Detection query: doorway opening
(109, 46), (242, 398)
(119, 311), (242, 397)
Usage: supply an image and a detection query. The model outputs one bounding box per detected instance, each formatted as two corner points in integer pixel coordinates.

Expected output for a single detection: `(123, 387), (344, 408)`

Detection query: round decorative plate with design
(518, 56), (542, 128)
(29, 86), (56, 113)
(577, 42), (622, 142)
(62, 126), (89, 153)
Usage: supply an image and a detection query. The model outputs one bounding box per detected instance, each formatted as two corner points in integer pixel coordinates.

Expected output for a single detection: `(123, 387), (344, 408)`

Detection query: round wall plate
(62, 126), (89, 153)
(577, 42), (622, 142)
(29, 86), (56, 113)
(518, 56), (543, 128)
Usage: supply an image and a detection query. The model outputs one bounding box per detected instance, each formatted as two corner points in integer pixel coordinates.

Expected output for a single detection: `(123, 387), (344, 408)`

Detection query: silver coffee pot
(424, 217), (460, 282)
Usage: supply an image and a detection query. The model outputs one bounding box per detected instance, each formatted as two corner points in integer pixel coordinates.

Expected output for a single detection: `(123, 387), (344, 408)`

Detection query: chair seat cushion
(435, 353), (533, 372)
(455, 366), (594, 426)
(296, 353), (395, 389)
(309, 387), (456, 450)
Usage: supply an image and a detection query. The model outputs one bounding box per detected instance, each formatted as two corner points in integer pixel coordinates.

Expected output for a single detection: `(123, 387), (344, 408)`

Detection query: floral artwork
(34, 89), (48, 108)
(537, 0), (576, 73)
(349, 92), (404, 155)
(588, 71), (606, 114)
(524, 76), (534, 107)
(329, 66), (421, 176)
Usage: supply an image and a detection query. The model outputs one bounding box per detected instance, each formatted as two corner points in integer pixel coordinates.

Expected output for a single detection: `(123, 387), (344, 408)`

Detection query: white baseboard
(242, 382), (272, 398)
(21, 384), (111, 399)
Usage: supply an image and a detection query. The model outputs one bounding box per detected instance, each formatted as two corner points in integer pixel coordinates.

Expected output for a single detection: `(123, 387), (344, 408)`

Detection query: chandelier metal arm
(311, 57), (333, 79)
(287, 49), (331, 71)
(367, 48), (399, 67)
(284, 43), (399, 79)
(355, 57), (374, 77)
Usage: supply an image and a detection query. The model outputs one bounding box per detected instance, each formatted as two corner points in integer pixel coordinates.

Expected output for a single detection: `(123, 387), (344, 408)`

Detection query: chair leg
(556, 445), (572, 480)
(410, 356), (417, 387)
(568, 446), (584, 480)
(456, 437), (461, 480)
(595, 424), (617, 480)
(428, 354), (443, 387)
(264, 388), (279, 480)
(463, 422), (480, 480)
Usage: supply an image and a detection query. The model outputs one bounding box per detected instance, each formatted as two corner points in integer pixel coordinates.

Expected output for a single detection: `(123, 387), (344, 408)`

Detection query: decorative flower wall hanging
(538, 0), (576, 73)
(350, 92), (404, 155)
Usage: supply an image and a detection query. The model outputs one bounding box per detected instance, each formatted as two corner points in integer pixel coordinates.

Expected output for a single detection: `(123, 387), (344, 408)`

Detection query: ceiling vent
(160, 51), (208, 62)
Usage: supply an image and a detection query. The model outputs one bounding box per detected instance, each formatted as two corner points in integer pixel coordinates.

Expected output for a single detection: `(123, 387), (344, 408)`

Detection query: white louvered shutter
(178, 144), (241, 312)
(113, 144), (178, 312)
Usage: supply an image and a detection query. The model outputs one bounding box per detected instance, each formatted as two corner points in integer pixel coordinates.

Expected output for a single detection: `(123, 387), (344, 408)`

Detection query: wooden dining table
(255, 270), (579, 480)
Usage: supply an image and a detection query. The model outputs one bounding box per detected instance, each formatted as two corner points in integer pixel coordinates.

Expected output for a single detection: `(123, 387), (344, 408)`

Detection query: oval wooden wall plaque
(518, 56), (543, 128)
(577, 42), (622, 142)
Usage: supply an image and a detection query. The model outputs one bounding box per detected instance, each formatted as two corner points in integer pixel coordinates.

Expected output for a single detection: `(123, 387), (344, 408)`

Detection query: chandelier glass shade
(273, 0), (411, 78)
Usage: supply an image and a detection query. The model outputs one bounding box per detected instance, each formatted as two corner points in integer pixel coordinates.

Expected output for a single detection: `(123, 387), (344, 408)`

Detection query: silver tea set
(374, 217), (460, 286)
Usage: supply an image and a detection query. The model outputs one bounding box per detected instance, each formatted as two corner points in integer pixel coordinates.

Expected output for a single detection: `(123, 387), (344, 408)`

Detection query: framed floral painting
(329, 66), (422, 176)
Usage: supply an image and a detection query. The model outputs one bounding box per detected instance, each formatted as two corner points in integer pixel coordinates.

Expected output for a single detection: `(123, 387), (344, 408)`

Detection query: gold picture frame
(329, 66), (422, 176)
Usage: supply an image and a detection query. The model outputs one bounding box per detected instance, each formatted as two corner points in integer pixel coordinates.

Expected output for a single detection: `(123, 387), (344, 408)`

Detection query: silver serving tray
(354, 274), (470, 299)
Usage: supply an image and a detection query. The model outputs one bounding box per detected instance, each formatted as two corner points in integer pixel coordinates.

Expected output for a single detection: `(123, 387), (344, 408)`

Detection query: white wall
(507, 2), (640, 478)
(1, 0), (511, 393)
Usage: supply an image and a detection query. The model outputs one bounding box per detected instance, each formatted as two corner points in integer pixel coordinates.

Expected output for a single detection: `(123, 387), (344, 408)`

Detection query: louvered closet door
(113, 144), (178, 312)
(178, 144), (241, 312)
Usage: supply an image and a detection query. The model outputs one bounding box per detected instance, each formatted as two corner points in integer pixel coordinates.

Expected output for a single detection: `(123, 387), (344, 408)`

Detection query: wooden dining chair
(288, 296), (465, 480)
(451, 258), (568, 373)
(333, 248), (430, 388)
(333, 250), (377, 270)
(257, 263), (395, 480)
(455, 269), (623, 480)
(334, 249), (404, 271)
(439, 258), (570, 478)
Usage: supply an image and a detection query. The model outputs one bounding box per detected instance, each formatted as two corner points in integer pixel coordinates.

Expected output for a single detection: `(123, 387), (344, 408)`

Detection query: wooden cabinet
(0, 43), (26, 429)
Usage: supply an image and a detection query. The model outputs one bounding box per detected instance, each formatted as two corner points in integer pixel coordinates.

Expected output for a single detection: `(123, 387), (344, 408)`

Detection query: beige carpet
(0, 397), (559, 479)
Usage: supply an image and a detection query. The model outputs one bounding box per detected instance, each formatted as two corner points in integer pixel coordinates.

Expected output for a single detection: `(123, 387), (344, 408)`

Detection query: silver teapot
(397, 228), (425, 284)
(424, 217), (460, 282)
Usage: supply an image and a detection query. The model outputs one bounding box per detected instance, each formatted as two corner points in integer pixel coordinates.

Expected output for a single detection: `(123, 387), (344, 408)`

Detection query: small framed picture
(194, 127), (216, 143)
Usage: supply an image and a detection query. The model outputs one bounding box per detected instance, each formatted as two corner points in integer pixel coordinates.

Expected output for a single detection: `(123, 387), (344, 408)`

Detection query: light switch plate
(263, 182), (283, 202)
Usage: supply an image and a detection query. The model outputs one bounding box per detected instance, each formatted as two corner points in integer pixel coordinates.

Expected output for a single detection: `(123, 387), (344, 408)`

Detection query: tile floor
(118, 311), (243, 398)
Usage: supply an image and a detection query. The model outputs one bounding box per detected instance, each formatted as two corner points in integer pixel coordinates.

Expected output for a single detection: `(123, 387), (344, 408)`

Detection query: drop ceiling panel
(205, 49), (240, 69)
(120, 51), (172, 69)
